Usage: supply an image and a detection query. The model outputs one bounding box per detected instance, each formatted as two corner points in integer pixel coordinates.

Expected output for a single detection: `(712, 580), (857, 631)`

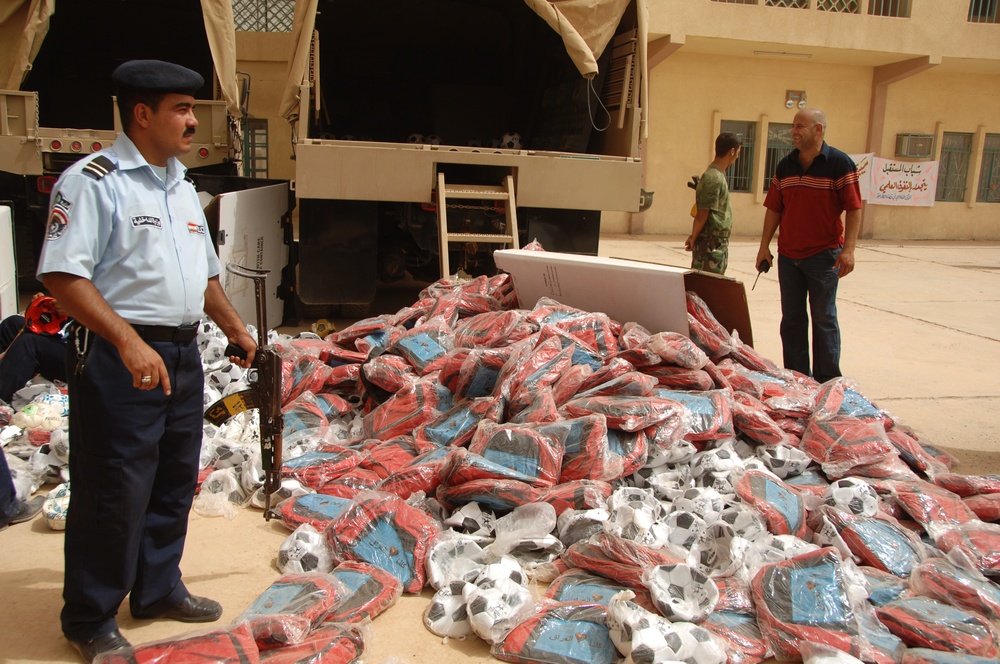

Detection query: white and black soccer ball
(718, 505), (768, 543)
(645, 465), (694, 502)
(824, 477), (880, 517)
(645, 563), (719, 623)
(424, 580), (474, 639)
(424, 134), (441, 145)
(627, 618), (686, 664)
(557, 507), (609, 546)
(426, 537), (485, 590)
(407, 133), (424, 144)
(212, 442), (253, 470)
(695, 522), (749, 578)
(463, 576), (532, 643)
(756, 444), (812, 479)
(43, 482), (70, 531)
(499, 132), (522, 150)
(663, 510), (707, 552)
(475, 556), (526, 588)
(647, 440), (697, 466)
(207, 361), (245, 392)
(691, 447), (744, 479)
(672, 622), (727, 664)
(444, 502), (496, 543)
(277, 523), (333, 574)
(670, 487), (729, 525)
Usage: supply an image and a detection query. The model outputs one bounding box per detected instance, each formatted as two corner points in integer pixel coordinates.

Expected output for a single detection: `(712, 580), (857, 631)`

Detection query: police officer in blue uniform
(37, 60), (257, 663)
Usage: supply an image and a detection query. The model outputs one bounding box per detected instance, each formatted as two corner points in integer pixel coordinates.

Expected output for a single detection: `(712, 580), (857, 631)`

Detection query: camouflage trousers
(691, 234), (729, 275)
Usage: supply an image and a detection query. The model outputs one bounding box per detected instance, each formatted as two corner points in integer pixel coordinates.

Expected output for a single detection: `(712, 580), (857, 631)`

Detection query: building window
(244, 118), (269, 179)
(936, 132), (973, 202)
(869, 0), (911, 17)
(765, 0), (808, 7)
(817, 0), (860, 12)
(233, 0), (295, 32)
(977, 134), (1000, 203)
(763, 123), (794, 193)
(721, 120), (755, 193)
(969, 0), (1000, 23)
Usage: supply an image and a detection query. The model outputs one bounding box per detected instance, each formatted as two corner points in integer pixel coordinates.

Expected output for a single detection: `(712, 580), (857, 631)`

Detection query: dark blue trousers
(0, 315), (67, 403)
(0, 446), (20, 525)
(777, 247), (843, 384)
(61, 333), (204, 641)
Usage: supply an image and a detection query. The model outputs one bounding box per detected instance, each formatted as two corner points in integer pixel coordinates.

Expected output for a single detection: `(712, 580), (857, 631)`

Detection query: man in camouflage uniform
(685, 132), (742, 275)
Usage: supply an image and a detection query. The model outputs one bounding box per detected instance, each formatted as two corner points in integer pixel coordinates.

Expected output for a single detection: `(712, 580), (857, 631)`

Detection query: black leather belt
(133, 322), (200, 344)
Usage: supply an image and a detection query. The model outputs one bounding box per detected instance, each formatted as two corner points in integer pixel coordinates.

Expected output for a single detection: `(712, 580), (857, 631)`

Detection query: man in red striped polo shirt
(755, 108), (863, 384)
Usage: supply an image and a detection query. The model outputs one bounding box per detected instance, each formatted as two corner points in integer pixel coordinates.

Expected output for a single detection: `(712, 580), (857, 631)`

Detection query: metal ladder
(436, 172), (519, 278)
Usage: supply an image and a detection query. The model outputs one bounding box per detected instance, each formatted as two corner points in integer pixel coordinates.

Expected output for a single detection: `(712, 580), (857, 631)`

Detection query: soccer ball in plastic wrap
(671, 623), (726, 664)
(476, 556), (526, 588)
(463, 575), (533, 643)
(251, 478), (311, 510)
(670, 487), (729, 524)
(695, 522), (749, 578)
(212, 442), (253, 470)
(43, 482), (70, 531)
(11, 401), (64, 432)
(426, 537), (485, 590)
(277, 523), (333, 574)
(645, 563), (719, 623)
(499, 132), (522, 150)
(823, 477), (880, 517)
(718, 504), (768, 542)
(663, 509), (707, 553)
(30, 443), (66, 484)
(691, 446), (744, 479)
(207, 362), (245, 392)
(424, 580), (475, 639)
(645, 465), (693, 502)
(756, 444), (812, 479)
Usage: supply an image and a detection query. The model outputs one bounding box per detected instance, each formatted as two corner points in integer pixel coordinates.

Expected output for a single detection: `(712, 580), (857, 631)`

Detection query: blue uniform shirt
(36, 133), (220, 327)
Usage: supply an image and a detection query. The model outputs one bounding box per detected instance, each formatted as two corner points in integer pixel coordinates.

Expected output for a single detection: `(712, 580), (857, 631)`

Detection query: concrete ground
(1, 236), (998, 663)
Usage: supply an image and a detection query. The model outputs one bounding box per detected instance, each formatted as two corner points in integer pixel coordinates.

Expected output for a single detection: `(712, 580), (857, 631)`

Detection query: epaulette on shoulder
(81, 155), (117, 181)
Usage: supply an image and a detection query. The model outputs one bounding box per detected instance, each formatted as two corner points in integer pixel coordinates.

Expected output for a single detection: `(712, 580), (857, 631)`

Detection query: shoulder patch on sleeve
(81, 155), (117, 181)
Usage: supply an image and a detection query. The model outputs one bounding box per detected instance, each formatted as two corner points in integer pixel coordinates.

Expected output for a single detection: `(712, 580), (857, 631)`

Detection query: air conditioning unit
(895, 133), (935, 159)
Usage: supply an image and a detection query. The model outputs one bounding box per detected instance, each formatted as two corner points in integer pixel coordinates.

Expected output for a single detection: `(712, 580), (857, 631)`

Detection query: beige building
(623, 0), (1000, 240)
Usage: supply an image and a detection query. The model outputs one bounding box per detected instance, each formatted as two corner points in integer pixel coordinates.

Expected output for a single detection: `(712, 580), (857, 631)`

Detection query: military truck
(1, 0), (649, 319)
(283, 0), (649, 308)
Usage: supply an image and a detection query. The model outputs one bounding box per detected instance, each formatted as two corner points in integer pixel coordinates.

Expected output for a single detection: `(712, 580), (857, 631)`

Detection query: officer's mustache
(183, 128), (196, 137)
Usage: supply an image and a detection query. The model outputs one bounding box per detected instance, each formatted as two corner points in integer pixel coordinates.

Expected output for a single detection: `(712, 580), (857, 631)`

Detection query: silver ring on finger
(141, 376), (152, 383)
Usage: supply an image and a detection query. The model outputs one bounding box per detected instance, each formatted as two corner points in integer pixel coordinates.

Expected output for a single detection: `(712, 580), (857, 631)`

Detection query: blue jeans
(777, 248), (842, 383)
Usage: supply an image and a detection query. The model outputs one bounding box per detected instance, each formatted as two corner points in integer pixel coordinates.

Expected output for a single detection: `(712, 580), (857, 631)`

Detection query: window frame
(936, 132), (974, 203)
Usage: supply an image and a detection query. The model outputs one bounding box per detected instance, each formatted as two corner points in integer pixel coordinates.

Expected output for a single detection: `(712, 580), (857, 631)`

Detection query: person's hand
(755, 247), (774, 271)
(119, 340), (171, 395)
(684, 235), (694, 252)
(228, 330), (258, 369)
(834, 247), (855, 278)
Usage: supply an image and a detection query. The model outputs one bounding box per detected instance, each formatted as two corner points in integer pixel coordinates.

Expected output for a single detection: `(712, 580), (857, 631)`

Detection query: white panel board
(494, 249), (690, 336)
(0, 205), (17, 319)
(211, 183), (289, 331)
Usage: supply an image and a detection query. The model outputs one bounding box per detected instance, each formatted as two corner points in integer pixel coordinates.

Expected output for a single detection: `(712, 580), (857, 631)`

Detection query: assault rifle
(204, 264), (284, 521)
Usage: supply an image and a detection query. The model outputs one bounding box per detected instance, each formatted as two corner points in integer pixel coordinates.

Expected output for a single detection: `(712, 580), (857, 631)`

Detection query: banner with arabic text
(849, 153), (873, 201)
(871, 157), (938, 206)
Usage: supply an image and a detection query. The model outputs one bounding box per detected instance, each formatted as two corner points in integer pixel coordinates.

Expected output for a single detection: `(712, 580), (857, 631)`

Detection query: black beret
(112, 60), (204, 94)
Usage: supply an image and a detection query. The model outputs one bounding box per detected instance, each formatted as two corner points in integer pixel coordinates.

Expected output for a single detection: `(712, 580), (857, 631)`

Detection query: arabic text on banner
(849, 153), (874, 201)
(871, 157), (938, 207)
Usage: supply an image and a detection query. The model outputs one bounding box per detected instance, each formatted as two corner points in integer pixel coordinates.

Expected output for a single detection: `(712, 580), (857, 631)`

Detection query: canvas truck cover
(279, 0), (649, 140)
(0, 0), (242, 118)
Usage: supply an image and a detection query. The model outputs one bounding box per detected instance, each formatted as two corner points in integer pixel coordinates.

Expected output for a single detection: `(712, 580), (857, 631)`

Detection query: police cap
(112, 60), (204, 94)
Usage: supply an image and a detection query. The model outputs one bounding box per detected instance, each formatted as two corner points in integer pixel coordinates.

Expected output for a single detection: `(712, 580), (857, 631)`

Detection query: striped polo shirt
(763, 142), (863, 260)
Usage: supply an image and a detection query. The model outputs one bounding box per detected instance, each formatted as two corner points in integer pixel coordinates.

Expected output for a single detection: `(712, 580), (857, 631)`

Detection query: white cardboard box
(493, 249), (753, 345)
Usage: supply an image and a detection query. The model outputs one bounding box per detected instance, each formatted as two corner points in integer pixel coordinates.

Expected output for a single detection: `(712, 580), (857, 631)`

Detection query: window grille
(977, 134), (1000, 203)
(233, 0), (295, 32)
(936, 132), (973, 202)
(721, 120), (756, 193)
(763, 123), (794, 193)
(817, 0), (860, 12)
(868, 0), (911, 17)
(244, 118), (269, 178)
(969, 0), (1000, 23)
(765, 0), (808, 7)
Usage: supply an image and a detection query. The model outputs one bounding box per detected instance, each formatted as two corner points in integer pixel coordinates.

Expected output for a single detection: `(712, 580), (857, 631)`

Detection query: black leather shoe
(133, 594), (222, 623)
(67, 628), (131, 663)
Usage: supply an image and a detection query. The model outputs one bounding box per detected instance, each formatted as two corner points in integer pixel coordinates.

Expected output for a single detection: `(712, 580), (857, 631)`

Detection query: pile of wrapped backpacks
(8, 241), (1000, 663)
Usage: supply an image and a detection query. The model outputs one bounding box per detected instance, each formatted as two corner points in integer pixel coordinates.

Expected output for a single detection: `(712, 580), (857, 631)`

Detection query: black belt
(133, 322), (200, 344)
